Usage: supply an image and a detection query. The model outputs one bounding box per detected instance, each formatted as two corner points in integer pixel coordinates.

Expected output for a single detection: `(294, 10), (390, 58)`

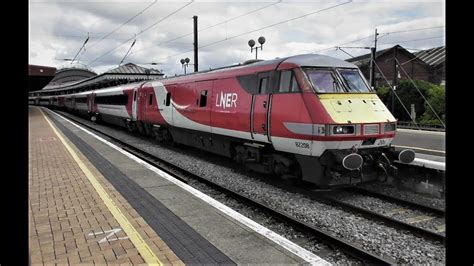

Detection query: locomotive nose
(342, 153), (363, 170)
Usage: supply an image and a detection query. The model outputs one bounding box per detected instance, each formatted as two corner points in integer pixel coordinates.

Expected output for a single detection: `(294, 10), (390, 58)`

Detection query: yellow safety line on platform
(39, 108), (162, 266)
(392, 145), (445, 154)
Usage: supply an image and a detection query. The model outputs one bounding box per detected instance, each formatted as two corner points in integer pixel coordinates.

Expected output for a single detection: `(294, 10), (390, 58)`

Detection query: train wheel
(136, 122), (145, 135)
(232, 145), (245, 164)
(161, 128), (174, 145)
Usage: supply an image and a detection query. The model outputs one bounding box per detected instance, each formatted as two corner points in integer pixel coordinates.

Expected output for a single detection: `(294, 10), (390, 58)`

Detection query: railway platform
(29, 106), (328, 265)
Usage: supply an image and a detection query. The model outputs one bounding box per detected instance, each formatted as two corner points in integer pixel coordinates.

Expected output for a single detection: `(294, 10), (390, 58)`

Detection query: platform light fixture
(180, 57), (191, 74)
(248, 36), (266, 59)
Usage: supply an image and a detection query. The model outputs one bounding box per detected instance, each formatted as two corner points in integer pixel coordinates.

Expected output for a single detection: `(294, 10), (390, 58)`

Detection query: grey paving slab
(123, 169), (175, 188)
(145, 185), (197, 202)
(179, 214), (301, 264)
(153, 198), (217, 218)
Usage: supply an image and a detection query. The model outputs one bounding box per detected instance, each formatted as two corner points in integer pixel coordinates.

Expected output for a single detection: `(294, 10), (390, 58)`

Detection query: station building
(346, 45), (445, 86)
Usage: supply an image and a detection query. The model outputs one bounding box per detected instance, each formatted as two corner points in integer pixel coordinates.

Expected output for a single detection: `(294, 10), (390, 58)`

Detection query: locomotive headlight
(332, 125), (355, 135)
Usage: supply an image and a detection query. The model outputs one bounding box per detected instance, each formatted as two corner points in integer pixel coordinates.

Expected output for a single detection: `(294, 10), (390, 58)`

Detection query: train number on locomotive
(295, 141), (310, 149)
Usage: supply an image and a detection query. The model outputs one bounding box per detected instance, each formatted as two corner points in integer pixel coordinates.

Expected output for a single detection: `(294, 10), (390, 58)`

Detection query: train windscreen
(304, 69), (344, 93)
(337, 69), (371, 93)
(304, 68), (372, 93)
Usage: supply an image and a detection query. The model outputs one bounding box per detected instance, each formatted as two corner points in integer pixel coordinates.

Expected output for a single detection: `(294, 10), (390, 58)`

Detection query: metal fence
(397, 121), (445, 132)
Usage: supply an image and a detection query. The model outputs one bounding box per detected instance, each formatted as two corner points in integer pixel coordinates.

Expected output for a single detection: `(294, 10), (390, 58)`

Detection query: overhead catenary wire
(119, 38), (137, 66)
(382, 26), (445, 35)
(30, 33), (132, 41)
(86, 0), (194, 66)
(70, 33), (90, 64)
(394, 57), (445, 128)
(157, 0), (352, 62)
(378, 36), (444, 46)
(373, 61), (421, 129)
(314, 26), (445, 54)
(335, 47), (357, 58)
(86, 0), (158, 51)
(128, 0), (282, 58)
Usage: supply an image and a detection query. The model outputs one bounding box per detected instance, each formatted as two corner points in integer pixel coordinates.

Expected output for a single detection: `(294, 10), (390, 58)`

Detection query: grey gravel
(360, 182), (445, 210)
(58, 111), (446, 264)
(329, 191), (445, 235)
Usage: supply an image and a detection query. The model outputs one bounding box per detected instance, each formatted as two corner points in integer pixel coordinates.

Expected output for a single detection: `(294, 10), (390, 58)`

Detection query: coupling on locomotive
(30, 53), (415, 187)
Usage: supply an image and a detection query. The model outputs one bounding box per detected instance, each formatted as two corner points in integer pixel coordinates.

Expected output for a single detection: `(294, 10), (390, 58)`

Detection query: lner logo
(216, 91), (238, 109)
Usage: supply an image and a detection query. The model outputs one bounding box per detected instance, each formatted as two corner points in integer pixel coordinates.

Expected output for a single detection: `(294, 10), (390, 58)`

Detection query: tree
(375, 80), (445, 126)
(419, 85), (445, 126)
(376, 86), (390, 104)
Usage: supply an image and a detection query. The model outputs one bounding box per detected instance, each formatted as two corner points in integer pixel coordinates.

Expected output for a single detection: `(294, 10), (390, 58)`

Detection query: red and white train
(31, 54), (415, 187)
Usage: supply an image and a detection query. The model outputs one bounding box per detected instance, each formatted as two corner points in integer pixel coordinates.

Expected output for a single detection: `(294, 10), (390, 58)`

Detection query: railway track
(344, 186), (445, 216)
(246, 180), (445, 244)
(48, 108), (397, 265)
(308, 189), (445, 243)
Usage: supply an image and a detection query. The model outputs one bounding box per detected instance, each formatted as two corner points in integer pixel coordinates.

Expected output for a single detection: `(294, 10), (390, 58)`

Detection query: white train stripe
(97, 104), (130, 119)
(150, 82), (266, 143)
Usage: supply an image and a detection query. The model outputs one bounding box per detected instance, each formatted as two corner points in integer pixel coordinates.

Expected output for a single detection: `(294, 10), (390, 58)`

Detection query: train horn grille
(363, 124), (379, 135)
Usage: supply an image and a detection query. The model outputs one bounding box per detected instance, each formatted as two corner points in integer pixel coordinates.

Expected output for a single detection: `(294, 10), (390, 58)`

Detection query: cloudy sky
(29, 0), (445, 76)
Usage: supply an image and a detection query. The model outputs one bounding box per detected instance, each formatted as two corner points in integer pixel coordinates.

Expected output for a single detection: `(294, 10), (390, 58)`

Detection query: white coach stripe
(46, 109), (330, 265)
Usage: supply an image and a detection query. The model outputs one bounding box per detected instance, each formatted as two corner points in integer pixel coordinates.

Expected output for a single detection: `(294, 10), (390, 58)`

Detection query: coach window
(279, 71), (291, 93)
(291, 74), (300, 92)
(149, 94), (153, 105)
(279, 70), (300, 93)
(133, 91), (137, 101)
(259, 77), (268, 94)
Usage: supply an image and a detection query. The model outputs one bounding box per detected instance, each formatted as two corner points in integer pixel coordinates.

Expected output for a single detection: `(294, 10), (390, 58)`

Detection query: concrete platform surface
(29, 106), (328, 265)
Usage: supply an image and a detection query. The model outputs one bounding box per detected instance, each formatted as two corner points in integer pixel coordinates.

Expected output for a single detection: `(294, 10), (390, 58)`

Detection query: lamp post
(248, 36), (266, 59)
(180, 57), (191, 74)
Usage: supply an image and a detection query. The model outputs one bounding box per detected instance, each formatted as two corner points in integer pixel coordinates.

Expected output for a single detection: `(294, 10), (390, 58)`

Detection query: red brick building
(347, 45), (433, 87)
(414, 46), (445, 85)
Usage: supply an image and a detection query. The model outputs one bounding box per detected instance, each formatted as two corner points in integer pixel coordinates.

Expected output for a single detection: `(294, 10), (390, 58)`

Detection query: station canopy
(33, 63), (164, 95)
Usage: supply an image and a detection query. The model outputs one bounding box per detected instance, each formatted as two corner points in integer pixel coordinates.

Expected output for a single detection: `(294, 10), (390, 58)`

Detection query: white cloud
(29, 0), (445, 75)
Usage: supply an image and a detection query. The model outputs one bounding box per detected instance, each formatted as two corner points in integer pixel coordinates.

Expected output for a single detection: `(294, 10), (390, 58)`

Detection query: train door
(251, 71), (272, 142)
(144, 86), (157, 122)
(160, 84), (174, 124)
(132, 87), (138, 121)
(87, 94), (92, 113)
(194, 80), (213, 132)
(72, 96), (76, 110)
(138, 87), (147, 121)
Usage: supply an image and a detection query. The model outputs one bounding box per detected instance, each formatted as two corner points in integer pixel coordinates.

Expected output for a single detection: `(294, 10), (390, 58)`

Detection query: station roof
(413, 46), (445, 68)
(39, 63), (164, 93)
(346, 45), (411, 67)
(29, 64), (57, 91)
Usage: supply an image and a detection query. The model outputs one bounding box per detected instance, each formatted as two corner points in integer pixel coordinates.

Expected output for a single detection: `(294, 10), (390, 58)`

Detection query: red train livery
(31, 54), (415, 187)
